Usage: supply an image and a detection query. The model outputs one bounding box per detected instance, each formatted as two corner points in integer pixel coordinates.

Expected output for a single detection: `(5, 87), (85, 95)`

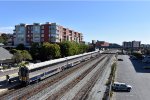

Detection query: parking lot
(113, 55), (150, 100)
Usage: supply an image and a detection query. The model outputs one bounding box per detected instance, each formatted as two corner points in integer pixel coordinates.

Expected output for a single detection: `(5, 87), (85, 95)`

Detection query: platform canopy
(0, 47), (13, 63)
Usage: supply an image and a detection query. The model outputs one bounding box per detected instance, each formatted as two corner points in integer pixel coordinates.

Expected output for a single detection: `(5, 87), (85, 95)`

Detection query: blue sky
(0, 1), (150, 44)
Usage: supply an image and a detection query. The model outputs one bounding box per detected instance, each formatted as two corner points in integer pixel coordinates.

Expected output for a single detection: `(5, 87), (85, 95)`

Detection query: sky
(0, 0), (150, 44)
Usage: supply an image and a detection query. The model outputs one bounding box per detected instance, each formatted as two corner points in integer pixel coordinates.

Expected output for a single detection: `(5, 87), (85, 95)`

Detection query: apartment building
(13, 22), (83, 46)
(123, 41), (132, 48)
(14, 23), (26, 45)
(123, 41), (141, 48)
(141, 44), (150, 48)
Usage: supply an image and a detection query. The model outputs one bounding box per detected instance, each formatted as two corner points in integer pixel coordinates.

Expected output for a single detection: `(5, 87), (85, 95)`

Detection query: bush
(132, 52), (142, 59)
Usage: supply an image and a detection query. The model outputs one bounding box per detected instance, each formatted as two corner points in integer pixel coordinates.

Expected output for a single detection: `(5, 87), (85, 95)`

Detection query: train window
(20, 67), (29, 77)
(45, 69), (57, 75)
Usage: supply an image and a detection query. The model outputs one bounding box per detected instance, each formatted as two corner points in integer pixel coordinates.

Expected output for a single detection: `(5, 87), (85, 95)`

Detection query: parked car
(142, 56), (150, 63)
(112, 82), (132, 92)
(143, 66), (150, 69)
(130, 56), (138, 60)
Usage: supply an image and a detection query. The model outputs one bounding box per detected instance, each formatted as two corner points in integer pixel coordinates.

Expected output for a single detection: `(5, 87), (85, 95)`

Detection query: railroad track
(45, 54), (113, 100)
(73, 54), (113, 100)
(46, 54), (109, 100)
(0, 53), (106, 100)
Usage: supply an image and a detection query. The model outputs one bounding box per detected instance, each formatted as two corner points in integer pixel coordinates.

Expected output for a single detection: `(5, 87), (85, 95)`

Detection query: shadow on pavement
(0, 77), (19, 89)
(112, 90), (131, 92)
(129, 58), (150, 73)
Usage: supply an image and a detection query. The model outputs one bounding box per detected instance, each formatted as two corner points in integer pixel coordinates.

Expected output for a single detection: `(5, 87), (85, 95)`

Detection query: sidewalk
(0, 67), (19, 77)
(0, 73), (18, 81)
(0, 67), (18, 72)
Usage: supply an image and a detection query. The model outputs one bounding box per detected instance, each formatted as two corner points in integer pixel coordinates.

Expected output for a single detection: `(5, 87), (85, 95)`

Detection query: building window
(41, 34), (44, 37)
(27, 38), (30, 41)
(41, 38), (44, 41)
(42, 26), (44, 29)
(41, 30), (44, 33)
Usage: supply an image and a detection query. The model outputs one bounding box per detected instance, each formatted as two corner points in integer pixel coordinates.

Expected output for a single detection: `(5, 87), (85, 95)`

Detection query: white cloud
(0, 26), (14, 33)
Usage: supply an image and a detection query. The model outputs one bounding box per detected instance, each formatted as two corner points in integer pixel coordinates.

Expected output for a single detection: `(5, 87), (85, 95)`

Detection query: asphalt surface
(114, 55), (150, 100)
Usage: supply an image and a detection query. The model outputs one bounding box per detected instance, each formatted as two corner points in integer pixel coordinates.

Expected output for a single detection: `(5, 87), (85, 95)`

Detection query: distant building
(123, 41), (132, 48)
(123, 41), (141, 48)
(13, 22), (83, 46)
(7, 34), (14, 45)
(92, 40), (96, 44)
(14, 23), (26, 45)
(141, 44), (150, 48)
(132, 41), (141, 48)
(96, 41), (109, 47)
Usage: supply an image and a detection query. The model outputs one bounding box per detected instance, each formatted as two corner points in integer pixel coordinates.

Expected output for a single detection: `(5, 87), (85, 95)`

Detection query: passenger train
(18, 50), (100, 85)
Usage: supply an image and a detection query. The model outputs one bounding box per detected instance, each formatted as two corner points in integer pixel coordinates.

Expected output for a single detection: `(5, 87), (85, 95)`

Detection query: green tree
(0, 36), (4, 43)
(50, 44), (61, 58)
(59, 41), (88, 57)
(39, 42), (61, 61)
(132, 52), (142, 59)
(79, 43), (89, 53)
(1, 34), (8, 40)
(16, 43), (25, 50)
(143, 49), (150, 55)
(12, 50), (23, 63)
(30, 43), (41, 60)
(71, 42), (79, 55)
(59, 41), (73, 57)
(21, 50), (32, 61)
(88, 45), (95, 52)
(10, 49), (18, 54)
(0, 34), (9, 45)
(40, 42), (52, 61)
(12, 49), (32, 63)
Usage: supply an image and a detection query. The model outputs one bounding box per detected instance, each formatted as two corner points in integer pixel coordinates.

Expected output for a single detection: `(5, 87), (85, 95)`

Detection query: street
(113, 55), (150, 100)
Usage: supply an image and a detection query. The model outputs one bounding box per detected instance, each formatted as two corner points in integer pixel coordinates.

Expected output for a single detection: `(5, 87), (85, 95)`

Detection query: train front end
(18, 66), (29, 85)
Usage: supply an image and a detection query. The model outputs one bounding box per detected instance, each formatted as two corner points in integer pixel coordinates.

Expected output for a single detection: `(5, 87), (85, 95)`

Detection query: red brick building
(96, 41), (109, 47)
(14, 22), (83, 46)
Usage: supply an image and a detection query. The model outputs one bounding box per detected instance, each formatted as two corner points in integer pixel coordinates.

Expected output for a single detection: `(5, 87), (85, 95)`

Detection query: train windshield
(20, 67), (29, 77)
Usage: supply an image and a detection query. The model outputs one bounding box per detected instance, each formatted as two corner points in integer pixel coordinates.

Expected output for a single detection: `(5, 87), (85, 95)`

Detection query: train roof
(27, 57), (66, 70)
(26, 50), (99, 70)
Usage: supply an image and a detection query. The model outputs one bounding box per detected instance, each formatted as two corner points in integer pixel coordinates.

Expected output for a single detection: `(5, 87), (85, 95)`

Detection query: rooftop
(0, 47), (13, 61)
